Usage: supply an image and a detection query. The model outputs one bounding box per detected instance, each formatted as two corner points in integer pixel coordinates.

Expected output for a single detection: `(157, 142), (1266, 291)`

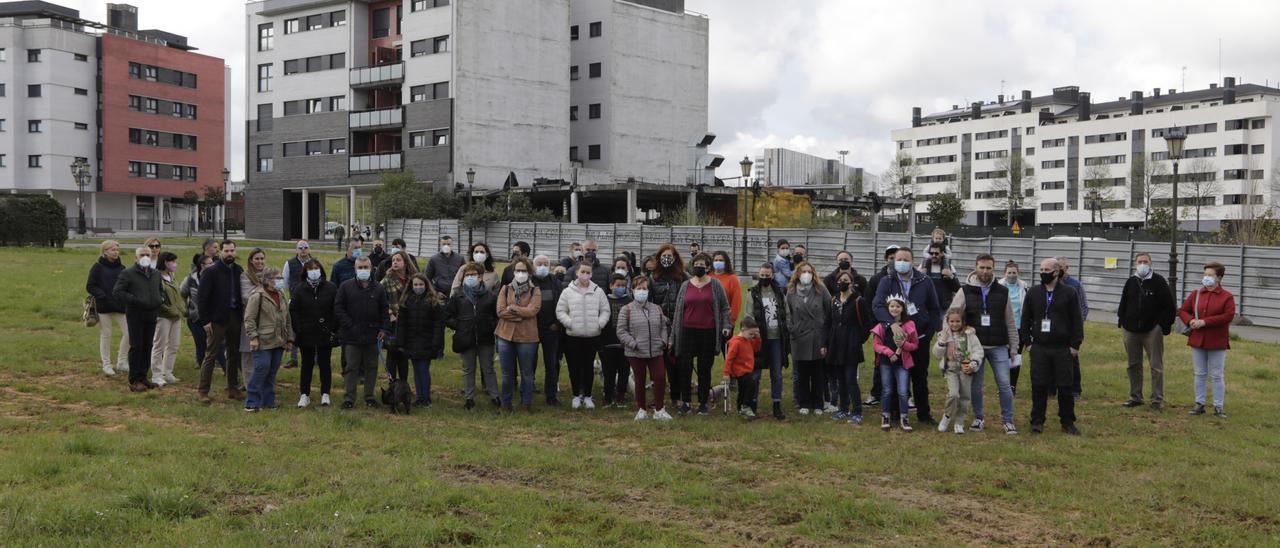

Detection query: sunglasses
(148, 244), (161, 249)
(297, 245), (309, 250)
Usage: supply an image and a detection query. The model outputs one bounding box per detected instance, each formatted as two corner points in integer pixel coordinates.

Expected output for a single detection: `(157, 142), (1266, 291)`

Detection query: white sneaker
(798, 408), (810, 416)
(823, 402), (838, 413)
(938, 414), (952, 433)
(572, 396), (582, 409)
(971, 418), (985, 432)
(814, 408), (823, 416)
(151, 378), (167, 387)
(102, 365), (116, 376)
(908, 397), (917, 409)
(653, 408), (674, 421)
(584, 397), (596, 410)
(634, 409), (649, 421)
(164, 374), (180, 384)
(320, 394), (331, 407)
(954, 423), (966, 435)
(298, 394), (311, 408)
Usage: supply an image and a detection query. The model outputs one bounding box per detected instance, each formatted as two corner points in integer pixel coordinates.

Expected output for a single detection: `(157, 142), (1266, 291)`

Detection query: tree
(1146, 206), (1176, 241)
(1083, 163), (1120, 223)
(1129, 155), (1169, 224)
(181, 190), (200, 236)
(926, 185), (965, 227)
(990, 151), (1036, 226)
(1230, 158), (1278, 246)
(200, 184), (226, 237)
(1181, 158), (1221, 232)
(881, 151), (922, 199)
(463, 190), (558, 228)
(372, 169), (462, 227)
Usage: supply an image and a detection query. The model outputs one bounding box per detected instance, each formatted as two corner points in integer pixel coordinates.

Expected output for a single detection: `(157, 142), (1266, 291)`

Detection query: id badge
(980, 314), (992, 327)
(907, 302), (919, 316)
(1040, 319), (1052, 332)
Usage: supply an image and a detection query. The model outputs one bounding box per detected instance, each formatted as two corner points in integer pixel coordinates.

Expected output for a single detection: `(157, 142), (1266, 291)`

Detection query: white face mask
(307, 269), (321, 282)
(633, 289), (649, 302)
(799, 272), (813, 285)
(138, 256), (153, 269)
(473, 252), (487, 263)
(615, 269), (628, 277)
(1136, 263), (1151, 277)
(441, 245), (452, 254)
(513, 272), (529, 284)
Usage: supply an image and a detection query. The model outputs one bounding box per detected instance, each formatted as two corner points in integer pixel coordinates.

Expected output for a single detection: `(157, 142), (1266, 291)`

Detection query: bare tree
(989, 151), (1037, 226)
(1129, 155), (1169, 224)
(1232, 157), (1276, 246)
(1083, 163), (1120, 223)
(881, 151), (922, 200)
(1181, 158), (1222, 231)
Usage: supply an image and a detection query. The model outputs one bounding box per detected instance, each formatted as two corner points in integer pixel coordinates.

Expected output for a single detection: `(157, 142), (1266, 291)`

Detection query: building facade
(245, 0), (710, 240)
(754, 147), (861, 189)
(891, 79), (1280, 229)
(0, 2), (227, 232)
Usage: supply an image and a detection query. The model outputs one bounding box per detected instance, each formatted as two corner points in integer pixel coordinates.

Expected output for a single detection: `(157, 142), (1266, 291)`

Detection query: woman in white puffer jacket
(556, 262), (612, 409)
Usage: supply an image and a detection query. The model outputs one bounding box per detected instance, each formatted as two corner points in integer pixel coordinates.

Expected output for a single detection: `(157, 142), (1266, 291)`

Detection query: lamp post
(738, 156), (753, 276)
(221, 168), (230, 241)
(1163, 127), (1186, 297)
(466, 167), (476, 245)
(70, 159), (90, 235)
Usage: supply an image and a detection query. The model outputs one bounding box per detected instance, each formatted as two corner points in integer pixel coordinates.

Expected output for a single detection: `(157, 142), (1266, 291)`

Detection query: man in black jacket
(335, 257), (388, 408)
(1116, 252), (1176, 410)
(113, 246), (164, 392)
(196, 240), (246, 403)
(1020, 258), (1084, 435)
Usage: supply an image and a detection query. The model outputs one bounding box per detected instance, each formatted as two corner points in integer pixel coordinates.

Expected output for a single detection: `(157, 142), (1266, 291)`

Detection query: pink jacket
(871, 321), (920, 369)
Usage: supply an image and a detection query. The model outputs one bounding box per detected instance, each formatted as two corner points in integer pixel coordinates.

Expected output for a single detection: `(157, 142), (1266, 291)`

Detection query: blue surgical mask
(390, 247), (400, 256)
(274, 279), (287, 291)
(535, 265), (550, 278)
(464, 275), (479, 288)
(894, 261), (911, 274)
(352, 248), (363, 259)
(633, 289), (649, 302)
(356, 269), (371, 281)
(612, 287), (627, 297)
(413, 286), (427, 295)
(1136, 263), (1151, 277)
(713, 261), (725, 271)
(1202, 275), (1216, 287)
(307, 269), (321, 282)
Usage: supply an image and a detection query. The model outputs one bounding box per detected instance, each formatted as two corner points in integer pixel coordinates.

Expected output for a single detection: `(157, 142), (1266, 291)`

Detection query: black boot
(772, 401), (786, 420)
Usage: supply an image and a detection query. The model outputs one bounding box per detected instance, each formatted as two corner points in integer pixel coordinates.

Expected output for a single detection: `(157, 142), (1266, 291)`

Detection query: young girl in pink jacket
(871, 294), (919, 432)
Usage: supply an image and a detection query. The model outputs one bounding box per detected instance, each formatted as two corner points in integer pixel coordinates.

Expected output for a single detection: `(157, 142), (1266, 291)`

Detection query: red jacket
(723, 334), (761, 377)
(1178, 287), (1236, 350)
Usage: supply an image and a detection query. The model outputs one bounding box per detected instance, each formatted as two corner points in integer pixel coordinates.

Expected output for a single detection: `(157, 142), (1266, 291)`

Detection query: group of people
(86, 228), (1238, 433)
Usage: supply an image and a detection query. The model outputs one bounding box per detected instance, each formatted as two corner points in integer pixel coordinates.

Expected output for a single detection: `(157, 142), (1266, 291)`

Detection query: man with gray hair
(334, 256), (389, 408)
(1019, 258), (1084, 435)
(113, 245), (164, 392)
(1054, 256), (1088, 400)
(1116, 252), (1176, 410)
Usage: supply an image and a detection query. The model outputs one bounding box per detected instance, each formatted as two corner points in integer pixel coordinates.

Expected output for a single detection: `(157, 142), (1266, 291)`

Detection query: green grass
(2, 246), (1279, 545)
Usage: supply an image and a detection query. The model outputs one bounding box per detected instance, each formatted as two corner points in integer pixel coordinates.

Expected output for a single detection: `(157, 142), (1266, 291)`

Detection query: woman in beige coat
(244, 267), (293, 412)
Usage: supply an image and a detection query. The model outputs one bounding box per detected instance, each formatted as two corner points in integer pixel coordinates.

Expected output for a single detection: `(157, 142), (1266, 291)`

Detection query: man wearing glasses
(922, 241), (960, 308)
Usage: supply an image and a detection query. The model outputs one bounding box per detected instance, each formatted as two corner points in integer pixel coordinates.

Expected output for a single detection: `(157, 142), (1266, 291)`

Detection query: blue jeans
(751, 338), (784, 404)
(880, 361), (910, 419)
(539, 326), (563, 402)
(972, 346), (1015, 424)
(410, 357), (433, 404)
(246, 347), (283, 409)
(1191, 348), (1227, 407)
(498, 338), (539, 406)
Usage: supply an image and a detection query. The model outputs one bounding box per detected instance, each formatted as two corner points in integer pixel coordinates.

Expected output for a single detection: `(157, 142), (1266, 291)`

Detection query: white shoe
(164, 374), (179, 384)
(653, 408), (674, 421)
(320, 394), (331, 407)
(908, 397), (917, 409)
(823, 402), (838, 413)
(151, 378), (167, 387)
(814, 408), (823, 416)
(102, 365), (116, 376)
(298, 394), (311, 408)
(571, 396), (582, 409)
(584, 397), (596, 410)
(798, 408), (810, 416)
(634, 409), (649, 421)
(971, 418), (985, 432)
(954, 423), (966, 435)
(938, 414), (952, 433)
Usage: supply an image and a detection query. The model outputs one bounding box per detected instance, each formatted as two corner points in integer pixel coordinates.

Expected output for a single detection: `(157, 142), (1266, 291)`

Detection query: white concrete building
(891, 79), (1280, 229)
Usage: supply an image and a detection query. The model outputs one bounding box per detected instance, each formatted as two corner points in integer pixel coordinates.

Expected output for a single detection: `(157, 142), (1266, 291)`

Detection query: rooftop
(0, 0), (195, 50)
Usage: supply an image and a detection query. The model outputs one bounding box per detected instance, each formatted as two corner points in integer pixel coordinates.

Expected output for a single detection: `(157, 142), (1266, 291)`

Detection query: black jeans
(299, 345), (333, 396)
(676, 328), (717, 405)
(563, 335), (600, 398)
(599, 346), (628, 403)
(1030, 345), (1077, 427)
(795, 359), (826, 411)
(829, 362), (863, 415)
(734, 374), (757, 410)
(125, 311), (158, 384)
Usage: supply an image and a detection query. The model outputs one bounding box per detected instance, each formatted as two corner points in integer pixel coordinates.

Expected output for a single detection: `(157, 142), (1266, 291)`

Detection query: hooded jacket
(556, 281), (611, 338)
(87, 255), (126, 314)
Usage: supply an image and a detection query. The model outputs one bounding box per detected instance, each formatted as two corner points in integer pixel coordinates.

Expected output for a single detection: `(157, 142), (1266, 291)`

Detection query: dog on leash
(380, 378), (413, 414)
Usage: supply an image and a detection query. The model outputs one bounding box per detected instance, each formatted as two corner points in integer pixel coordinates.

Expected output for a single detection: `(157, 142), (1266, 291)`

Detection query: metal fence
(387, 219), (1280, 328)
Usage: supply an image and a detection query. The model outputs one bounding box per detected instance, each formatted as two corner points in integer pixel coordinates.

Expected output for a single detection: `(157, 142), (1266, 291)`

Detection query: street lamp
(221, 168), (231, 241)
(466, 168), (476, 245)
(1163, 127), (1186, 296)
(738, 156), (753, 275)
(70, 158), (91, 235)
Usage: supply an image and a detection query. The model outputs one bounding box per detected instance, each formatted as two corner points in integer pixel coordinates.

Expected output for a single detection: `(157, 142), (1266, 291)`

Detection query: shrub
(0, 194), (67, 247)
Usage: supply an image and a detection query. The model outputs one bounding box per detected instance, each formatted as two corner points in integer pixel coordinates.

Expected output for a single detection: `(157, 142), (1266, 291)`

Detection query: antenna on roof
(1181, 66), (1186, 93)
(1000, 79), (1006, 99)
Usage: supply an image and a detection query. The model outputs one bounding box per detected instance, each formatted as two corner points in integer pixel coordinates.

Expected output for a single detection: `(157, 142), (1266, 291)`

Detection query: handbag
(1178, 289), (1200, 336)
(82, 296), (99, 327)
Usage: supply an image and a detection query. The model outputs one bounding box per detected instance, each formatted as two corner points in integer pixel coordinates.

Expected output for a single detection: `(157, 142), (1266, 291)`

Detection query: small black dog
(380, 379), (413, 415)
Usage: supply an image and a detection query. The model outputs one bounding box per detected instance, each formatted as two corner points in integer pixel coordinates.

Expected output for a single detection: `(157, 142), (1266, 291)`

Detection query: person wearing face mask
(611, 257), (634, 287)
(1053, 256), (1088, 400)
(450, 243), (499, 296)
(375, 238), (417, 283)
(786, 261), (832, 416)
(772, 240), (794, 288)
(872, 248), (942, 425)
(397, 273), (446, 408)
(556, 263), (612, 409)
(87, 239), (130, 377)
(560, 242), (585, 271)
(998, 261), (1031, 394)
(824, 250), (868, 302)
(367, 239), (389, 272)
(599, 274), (633, 408)
(671, 253), (733, 416)
(243, 267), (294, 411)
(1116, 252), (1176, 411)
(791, 245), (808, 268)
(749, 262), (789, 420)
(948, 254), (1020, 435)
(495, 257), (542, 412)
(922, 242), (961, 308)
(148, 252), (185, 387)
(426, 235), (464, 298)
(579, 240), (612, 289)
(113, 246), (165, 392)
(862, 245), (901, 407)
(616, 276), (672, 420)
(709, 251), (743, 332)
(196, 240), (246, 403)
(331, 240), (363, 287)
(334, 257), (390, 409)
(381, 251), (419, 388)
(1018, 258), (1084, 435)
(182, 254), (226, 376)
(825, 270), (872, 424)
(1179, 262), (1235, 419)
(531, 255), (566, 405)
(289, 259), (337, 408)
(281, 240), (313, 370)
(445, 262), (501, 409)
(499, 241), (533, 287)
(238, 249), (269, 391)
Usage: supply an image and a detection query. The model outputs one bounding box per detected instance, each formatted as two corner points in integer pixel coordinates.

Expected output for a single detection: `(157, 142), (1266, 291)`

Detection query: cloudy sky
(56, 0), (1280, 181)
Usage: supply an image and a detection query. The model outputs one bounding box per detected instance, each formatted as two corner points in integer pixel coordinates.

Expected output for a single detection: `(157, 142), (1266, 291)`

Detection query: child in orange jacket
(724, 316), (763, 419)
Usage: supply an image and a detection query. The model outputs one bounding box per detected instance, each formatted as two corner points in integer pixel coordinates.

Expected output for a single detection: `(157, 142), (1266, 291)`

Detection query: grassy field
(1, 246), (1278, 546)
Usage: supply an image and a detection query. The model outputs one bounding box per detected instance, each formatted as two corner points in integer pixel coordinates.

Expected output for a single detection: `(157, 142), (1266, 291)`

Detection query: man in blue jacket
(873, 247), (942, 424)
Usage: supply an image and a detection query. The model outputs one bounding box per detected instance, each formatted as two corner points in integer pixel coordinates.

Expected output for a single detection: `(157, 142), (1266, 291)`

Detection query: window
(330, 10), (346, 26)
(589, 21), (602, 37)
(1041, 180), (1066, 190)
(1224, 144), (1247, 156)
(588, 144), (601, 160)
(28, 155), (41, 168)
(1252, 144), (1265, 155)
(588, 103), (601, 119)
(0, 48), (5, 61)
(172, 103), (184, 117)
(128, 95), (141, 110)
(1226, 119), (1246, 131)
(74, 87), (88, 96)
(27, 84), (40, 97)
(329, 139), (346, 154)
(144, 131), (159, 146)
(570, 25), (579, 40)
(74, 122), (88, 130)
(27, 49), (40, 62)
(284, 59), (300, 75)
(258, 23), (274, 51)
(187, 104), (197, 119)
(257, 63), (273, 92)
(1224, 169), (1247, 180)
(410, 85), (427, 102)
(1250, 170), (1265, 180)
(306, 56), (321, 72)
(128, 128), (142, 143)
(257, 104), (273, 131)
(413, 0), (449, 10)
(257, 144), (273, 172)
(144, 163), (158, 178)
(570, 105), (578, 121)
(1040, 202), (1065, 212)
(283, 100), (302, 116)
(974, 129), (1009, 140)
(1251, 119), (1266, 130)
(0, 119), (5, 131)
(328, 95), (346, 111)
(184, 166), (197, 181)
(570, 65), (579, 80)
(432, 128), (449, 146)
(433, 36), (449, 54)
(329, 53), (345, 69)
(284, 19), (299, 34)
(410, 131), (427, 148)
(145, 98), (158, 113)
(372, 8), (390, 38)
(74, 53), (88, 62)
(589, 62), (601, 78)
(411, 40), (429, 57)
(1083, 155), (1126, 166)
(1041, 160), (1065, 169)
(283, 142), (304, 157)
(1025, 147), (1035, 156)
(307, 140), (324, 156)
(127, 161), (141, 177)
(1041, 138), (1065, 148)
(28, 120), (41, 133)
(0, 155), (5, 167)
(0, 84), (5, 97)
(171, 165), (184, 180)
(974, 150), (1007, 160)
(306, 14), (323, 30)
(432, 82), (449, 100)
(144, 65), (157, 81)
(306, 98), (323, 114)
(569, 146), (579, 162)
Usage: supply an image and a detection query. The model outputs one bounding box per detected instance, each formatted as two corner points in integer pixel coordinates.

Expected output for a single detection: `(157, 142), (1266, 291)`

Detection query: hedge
(0, 194), (68, 247)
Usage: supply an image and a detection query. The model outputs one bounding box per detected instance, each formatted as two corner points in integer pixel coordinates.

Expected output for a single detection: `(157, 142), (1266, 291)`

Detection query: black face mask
(1040, 272), (1057, 285)
(838, 281), (851, 293)
(691, 266), (707, 278)
(838, 260), (851, 270)
(758, 276), (772, 285)
(793, 254), (805, 263)
(374, 246), (384, 254)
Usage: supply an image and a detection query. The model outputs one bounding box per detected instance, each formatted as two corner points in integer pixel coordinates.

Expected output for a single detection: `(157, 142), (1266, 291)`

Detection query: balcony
(349, 152), (402, 174)
(350, 62), (404, 89)
(349, 107), (403, 130)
